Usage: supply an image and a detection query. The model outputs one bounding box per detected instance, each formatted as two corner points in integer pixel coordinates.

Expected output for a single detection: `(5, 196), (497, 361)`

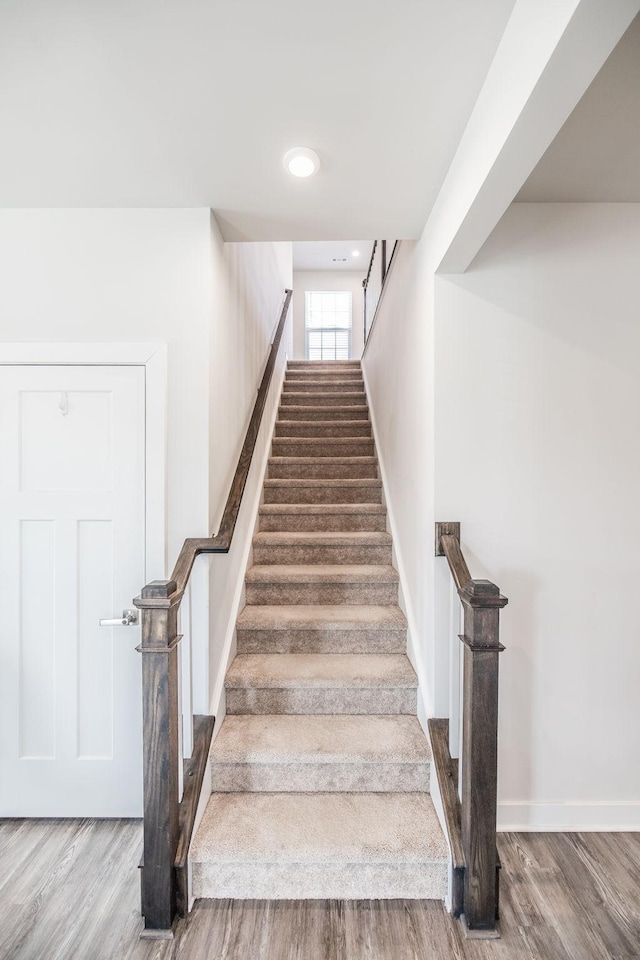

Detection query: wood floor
(0, 819), (638, 960)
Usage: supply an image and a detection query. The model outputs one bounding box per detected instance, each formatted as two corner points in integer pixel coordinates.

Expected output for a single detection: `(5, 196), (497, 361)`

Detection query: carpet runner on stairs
(190, 360), (448, 899)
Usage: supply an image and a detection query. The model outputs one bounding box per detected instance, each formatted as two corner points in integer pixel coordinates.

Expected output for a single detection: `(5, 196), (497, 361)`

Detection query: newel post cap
(460, 579), (508, 609)
(134, 579), (179, 609)
(141, 580), (177, 599)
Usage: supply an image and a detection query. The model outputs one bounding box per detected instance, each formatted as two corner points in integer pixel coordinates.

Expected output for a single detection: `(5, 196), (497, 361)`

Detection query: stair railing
(431, 522), (508, 936)
(362, 239), (398, 345)
(133, 288), (293, 938)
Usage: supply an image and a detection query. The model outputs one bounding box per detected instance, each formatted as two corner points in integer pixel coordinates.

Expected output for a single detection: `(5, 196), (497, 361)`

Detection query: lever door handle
(99, 609), (139, 627)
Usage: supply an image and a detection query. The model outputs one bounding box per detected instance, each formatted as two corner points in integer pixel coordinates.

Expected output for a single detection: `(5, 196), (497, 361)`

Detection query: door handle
(99, 609), (139, 627)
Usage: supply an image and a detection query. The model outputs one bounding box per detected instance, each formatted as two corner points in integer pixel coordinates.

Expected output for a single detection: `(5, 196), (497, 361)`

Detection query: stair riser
(272, 439), (374, 458)
(281, 394), (366, 407)
(225, 688), (416, 715)
(268, 459), (378, 480)
(236, 628), (406, 654)
(259, 513), (386, 532)
(263, 483), (382, 505)
(252, 543), (393, 565)
(193, 861), (446, 900)
(283, 382), (364, 394)
(245, 581), (398, 605)
(279, 406), (370, 421)
(193, 861), (447, 900)
(286, 375), (364, 385)
(275, 421), (372, 438)
(210, 762), (429, 793)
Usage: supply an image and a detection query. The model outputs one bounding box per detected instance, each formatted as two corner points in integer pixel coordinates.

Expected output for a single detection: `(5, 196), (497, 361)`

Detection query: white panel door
(0, 365), (146, 816)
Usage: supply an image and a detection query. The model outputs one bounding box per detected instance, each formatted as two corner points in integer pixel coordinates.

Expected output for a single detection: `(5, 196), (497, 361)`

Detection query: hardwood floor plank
(0, 820), (80, 901)
(508, 834), (628, 960)
(0, 820), (98, 958)
(545, 833), (640, 959)
(495, 833), (549, 927)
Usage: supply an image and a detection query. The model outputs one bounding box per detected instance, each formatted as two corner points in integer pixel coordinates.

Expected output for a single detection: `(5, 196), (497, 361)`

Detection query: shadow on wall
(450, 203), (640, 377)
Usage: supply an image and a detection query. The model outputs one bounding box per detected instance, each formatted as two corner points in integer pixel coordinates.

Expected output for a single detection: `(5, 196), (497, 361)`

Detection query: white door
(0, 365), (146, 816)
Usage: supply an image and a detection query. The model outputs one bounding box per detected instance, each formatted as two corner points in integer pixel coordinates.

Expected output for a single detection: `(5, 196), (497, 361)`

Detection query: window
(305, 291), (352, 360)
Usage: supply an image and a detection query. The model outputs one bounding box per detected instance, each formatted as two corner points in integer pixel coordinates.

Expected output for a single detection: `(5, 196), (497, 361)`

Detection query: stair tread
(191, 793), (447, 864)
(279, 405), (370, 417)
(264, 478), (381, 487)
(272, 437), (371, 445)
(210, 715), (430, 764)
(237, 604), (407, 631)
(269, 456), (377, 464)
(285, 381), (364, 386)
(225, 653), (417, 688)
(253, 532), (392, 546)
(260, 503), (385, 515)
(245, 564), (399, 583)
(282, 392), (366, 398)
(276, 419), (370, 425)
(284, 378), (364, 384)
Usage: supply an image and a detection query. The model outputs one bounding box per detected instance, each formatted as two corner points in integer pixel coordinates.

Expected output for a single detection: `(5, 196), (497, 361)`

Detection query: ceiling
(0, 0), (516, 240)
(293, 241), (373, 272)
(517, 13), (640, 202)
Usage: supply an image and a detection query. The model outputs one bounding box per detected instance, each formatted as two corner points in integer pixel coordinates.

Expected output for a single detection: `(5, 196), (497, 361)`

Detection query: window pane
(305, 290), (352, 359)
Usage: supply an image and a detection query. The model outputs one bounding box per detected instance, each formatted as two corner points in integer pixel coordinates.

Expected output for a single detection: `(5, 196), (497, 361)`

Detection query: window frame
(304, 290), (352, 361)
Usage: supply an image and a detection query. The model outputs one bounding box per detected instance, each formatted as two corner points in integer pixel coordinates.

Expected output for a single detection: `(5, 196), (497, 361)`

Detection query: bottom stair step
(190, 792), (448, 899)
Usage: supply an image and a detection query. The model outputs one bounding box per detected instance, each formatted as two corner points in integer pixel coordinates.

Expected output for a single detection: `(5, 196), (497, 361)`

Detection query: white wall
(0, 209), (212, 566)
(207, 223), (293, 714)
(292, 270), (365, 360)
(363, 204), (640, 829)
(436, 203), (640, 829)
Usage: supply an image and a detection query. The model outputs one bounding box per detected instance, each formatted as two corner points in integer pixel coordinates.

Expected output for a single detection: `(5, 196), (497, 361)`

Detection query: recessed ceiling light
(283, 147), (320, 178)
(352, 250), (360, 257)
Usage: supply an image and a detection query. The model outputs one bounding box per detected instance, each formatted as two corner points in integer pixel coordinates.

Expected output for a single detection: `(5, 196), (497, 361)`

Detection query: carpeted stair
(190, 360), (448, 899)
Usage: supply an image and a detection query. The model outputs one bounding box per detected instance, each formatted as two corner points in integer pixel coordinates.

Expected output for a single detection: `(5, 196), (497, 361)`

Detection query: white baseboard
(498, 801), (640, 831)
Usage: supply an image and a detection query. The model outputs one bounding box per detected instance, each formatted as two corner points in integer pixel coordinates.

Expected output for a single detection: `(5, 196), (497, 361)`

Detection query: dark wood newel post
(435, 522), (508, 935)
(133, 579), (182, 939)
(459, 578), (507, 934)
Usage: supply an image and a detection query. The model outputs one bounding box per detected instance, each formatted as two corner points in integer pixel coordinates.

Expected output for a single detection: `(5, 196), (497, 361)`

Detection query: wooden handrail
(440, 534), (471, 593)
(363, 239), (378, 290)
(362, 239), (399, 353)
(133, 288), (292, 937)
(362, 241), (378, 345)
(435, 522), (508, 935)
(152, 288), (294, 601)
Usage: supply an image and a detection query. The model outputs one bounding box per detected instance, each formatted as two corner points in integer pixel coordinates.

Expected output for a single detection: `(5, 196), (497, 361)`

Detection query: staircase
(190, 360), (448, 899)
